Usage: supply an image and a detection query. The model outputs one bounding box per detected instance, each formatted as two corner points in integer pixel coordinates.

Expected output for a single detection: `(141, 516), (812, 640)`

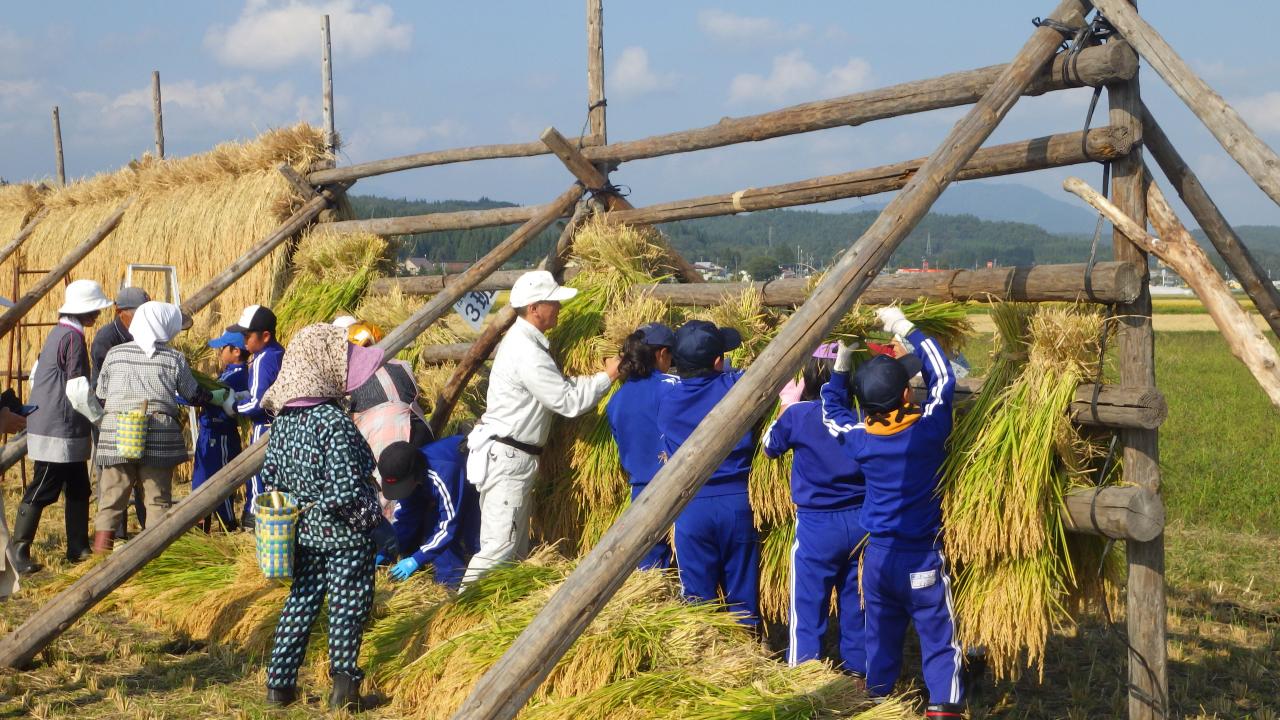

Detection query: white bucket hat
(509, 270), (578, 308)
(58, 279), (114, 315)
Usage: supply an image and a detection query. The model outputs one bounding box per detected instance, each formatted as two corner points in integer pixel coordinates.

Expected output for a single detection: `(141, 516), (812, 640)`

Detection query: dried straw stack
(7, 124), (334, 372)
(0, 183), (45, 248)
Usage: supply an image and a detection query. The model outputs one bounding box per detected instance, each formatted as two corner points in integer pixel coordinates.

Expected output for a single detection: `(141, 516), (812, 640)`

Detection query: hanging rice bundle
(942, 304), (1120, 679)
(831, 298), (973, 356)
(273, 229), (389, 341)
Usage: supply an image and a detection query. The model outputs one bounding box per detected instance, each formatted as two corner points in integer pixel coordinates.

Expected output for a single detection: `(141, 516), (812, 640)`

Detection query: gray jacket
(27, 322), (93, 463)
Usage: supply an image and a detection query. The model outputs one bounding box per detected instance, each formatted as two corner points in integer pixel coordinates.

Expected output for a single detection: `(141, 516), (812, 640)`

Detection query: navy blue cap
(207, 330), (246, 350)
(637, 322), (675, 348)
(673, 320), (742, 371)
(852, 353), (924, 413)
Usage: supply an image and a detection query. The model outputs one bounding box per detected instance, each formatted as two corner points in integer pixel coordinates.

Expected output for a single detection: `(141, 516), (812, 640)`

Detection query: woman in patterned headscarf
(259, 323), (384, 711)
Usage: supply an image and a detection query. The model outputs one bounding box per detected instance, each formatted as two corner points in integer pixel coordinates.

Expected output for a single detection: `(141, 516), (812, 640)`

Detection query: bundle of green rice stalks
(942, 304), (1120, 679)
(273, 229), (389, 341)
(830, 298), (973, 356)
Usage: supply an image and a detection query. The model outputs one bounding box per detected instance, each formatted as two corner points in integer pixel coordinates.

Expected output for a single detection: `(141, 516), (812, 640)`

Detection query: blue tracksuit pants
(192, 428), (240, 529)
(789, 508), (866, 671)
(631, 485), (673, 571)
(862, 542), (964, 704)
(673, 492), (760, 626)
(243, 423), (268, 516)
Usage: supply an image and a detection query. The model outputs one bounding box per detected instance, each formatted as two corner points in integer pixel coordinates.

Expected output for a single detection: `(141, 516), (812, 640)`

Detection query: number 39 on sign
(453, 290), (496, 331)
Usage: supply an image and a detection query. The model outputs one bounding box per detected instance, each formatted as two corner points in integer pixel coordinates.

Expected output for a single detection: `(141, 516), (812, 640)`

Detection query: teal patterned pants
(265, 539), (375, 688)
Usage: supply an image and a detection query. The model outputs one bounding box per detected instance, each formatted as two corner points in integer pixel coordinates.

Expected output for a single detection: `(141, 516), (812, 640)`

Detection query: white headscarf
(129, 301), (183, 357)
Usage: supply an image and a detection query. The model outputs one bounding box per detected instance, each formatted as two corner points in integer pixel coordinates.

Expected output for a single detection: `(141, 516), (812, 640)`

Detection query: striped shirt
(95, 342), (211, 467)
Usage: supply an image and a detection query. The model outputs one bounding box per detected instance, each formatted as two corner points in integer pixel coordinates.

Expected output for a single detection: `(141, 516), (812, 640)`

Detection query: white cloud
(0, 80), (38, 111)
(1236, 91), (1280, 134)
(343, 111), (460, 160)
(610, 46), (676, 99)
(697, 9), (809, 44)
(0, 27), (32, 74)
(205, 0), (411, 70)
(72, 77), (302, 137)
(729, 51), (873, 105)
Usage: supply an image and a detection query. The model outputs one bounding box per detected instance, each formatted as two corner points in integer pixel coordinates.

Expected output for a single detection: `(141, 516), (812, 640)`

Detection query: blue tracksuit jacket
(819, 328), (963, 704)
(657, 368), (759, 625)
(237, 340), (284, 511)
(193, 363), (248, 527)
(763, 399), (867, 669)
(392, 435), (480, 587)
(606, 371), (679, 569)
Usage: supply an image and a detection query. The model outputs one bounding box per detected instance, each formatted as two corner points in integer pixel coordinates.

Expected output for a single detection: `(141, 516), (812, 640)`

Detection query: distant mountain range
(349, 184), (1280, 279)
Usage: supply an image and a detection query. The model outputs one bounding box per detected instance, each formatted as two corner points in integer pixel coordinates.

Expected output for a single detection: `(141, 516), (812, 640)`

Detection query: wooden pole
(332, 125), (1132, 238)
(1103, 25), (1169, 715)
(0, 434), (26, 474)
(1062, 485), (1164, 542)
(541, 126), (703, 283)
(586, 0), (606, 144)
(1066, 176), (1280, 408)
(1142, 105), (1280, 338)
(0, 182), (586, 670)
(427, 201), (592, 436)
(0, 209), (48, 268)
(377, 260), (1141, 306)
(449, 3), (1090, 717)
(1092, 0), (1280, 209)
(51, 106), (65, 187)
(321, 14), (336, 165)
(0, 200), (131, 339)
(306, 41), (1133, 185)
(151, 71), (164, 159)
(943, 377), (1166, 430)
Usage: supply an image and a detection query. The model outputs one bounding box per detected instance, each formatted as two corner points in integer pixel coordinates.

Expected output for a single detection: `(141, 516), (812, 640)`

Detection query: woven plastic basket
(115, 400), (149, 460)
(254, 491), (300, 579)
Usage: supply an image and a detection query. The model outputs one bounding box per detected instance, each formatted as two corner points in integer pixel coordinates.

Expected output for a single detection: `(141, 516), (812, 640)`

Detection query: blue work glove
(374, 552), (389, 566)
(390, 556), (421, 581)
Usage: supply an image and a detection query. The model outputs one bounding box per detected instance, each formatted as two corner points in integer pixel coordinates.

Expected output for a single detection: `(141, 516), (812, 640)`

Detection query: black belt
(494, 436), (542, 456)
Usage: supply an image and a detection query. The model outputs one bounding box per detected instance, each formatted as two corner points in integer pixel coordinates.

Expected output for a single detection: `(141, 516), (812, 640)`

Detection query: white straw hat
(509, 270), (578, 308)
(58, 280), (114, 315)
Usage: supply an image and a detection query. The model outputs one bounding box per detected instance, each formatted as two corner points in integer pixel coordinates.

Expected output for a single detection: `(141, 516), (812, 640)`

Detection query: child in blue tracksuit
(192, 330), (250, 532)
(376, 437), (481, 588)
(657, 320), (759, 627)
(605, 322), (679, 570)
(228, 305), (285, 528)
(820, 307), (964, 717)
(763, 343), (866, 673)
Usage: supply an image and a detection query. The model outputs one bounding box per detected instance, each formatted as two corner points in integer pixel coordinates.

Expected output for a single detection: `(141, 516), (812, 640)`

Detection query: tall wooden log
(427, 201), (592, 436)
(51, 106), (65, 186)
(334, 125), (1131, 238)
(939, 377), (1166, 430)
(450, 3), (1090, 717)
(0, 209), (48, 268)
(0, 434), (26, 474)
(321, 15), (336, 163)
(585, 0), (606, 144)
(1062, 485), (1164, 542)
(1093, 0), (1280, 209)
(0, 201), (131, 339)
(541, 126), (703, 283)
(0, 183), (586, 670)
(1142, 105), (1280, 338)
(151, 71), (164, 159)
(307, 41), (1133, 185)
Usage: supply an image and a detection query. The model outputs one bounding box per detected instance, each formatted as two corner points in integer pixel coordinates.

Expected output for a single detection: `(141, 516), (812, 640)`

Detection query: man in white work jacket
(461, 270), (620, 586)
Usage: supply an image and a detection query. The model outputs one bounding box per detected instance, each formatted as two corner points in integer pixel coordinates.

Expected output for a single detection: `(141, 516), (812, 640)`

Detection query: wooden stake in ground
(1142, 104), (1280, 338)
(51, 106), (66, 186)
(449, 2), (1090, 717)
(0, 183), (586, 670)
(0, 200), (131, 339)
(321, 14), (336, 163)
(152, 71), (164, 159)
(585, 0), (606, 144)
(1066, 176), (1280, 409)
(1093, 0), (1280, 209)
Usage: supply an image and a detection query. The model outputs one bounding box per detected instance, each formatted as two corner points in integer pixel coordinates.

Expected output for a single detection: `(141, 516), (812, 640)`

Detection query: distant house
(694, 261), (729, 281)
(403, 257), (433, 274)
(403, 258), (472, 275)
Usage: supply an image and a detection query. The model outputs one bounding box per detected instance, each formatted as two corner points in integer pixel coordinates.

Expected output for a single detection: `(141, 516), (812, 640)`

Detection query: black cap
(852, 353), (924, 413)
(673, 320), (742, 371)
(376, 441), (425, 501)
(227, 304), (277, 334)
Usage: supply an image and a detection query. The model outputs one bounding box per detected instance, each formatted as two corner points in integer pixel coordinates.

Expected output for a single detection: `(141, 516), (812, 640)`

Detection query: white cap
(508, 270), (578, 308)
(58, 280), (114, 315)
(332, 315), (358, 329)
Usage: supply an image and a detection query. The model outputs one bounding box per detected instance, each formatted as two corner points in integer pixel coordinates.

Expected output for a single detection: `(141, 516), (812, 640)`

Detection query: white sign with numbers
(453, 290), (496, 331)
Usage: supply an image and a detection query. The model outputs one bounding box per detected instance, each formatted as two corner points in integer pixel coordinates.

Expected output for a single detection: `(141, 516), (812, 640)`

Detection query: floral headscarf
(262, 324), (383, 413)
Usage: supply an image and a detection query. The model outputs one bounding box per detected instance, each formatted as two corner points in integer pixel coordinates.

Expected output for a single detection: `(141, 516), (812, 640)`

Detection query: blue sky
(3, 1), (1280, 226)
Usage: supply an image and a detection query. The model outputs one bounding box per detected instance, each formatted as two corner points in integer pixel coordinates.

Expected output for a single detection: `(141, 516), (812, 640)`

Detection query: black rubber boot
(328, 671), (363, 712)
(11, 503), (44, 575)
(925, 703), (968, 719)
(265, 686), (296, 707)
(64, 492), (92, 563)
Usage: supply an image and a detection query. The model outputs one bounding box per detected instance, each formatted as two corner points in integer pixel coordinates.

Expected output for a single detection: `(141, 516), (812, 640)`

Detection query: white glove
(235, 390), (251, 402)
(834, 341), (860, 373)
(220, 393), (239, 417)
(64, 376), (105, 425)
(875, 306), (915, 338)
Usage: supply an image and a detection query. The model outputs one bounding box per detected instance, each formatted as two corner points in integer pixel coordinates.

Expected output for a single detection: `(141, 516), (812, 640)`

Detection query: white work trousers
(459, 443), (537, 587)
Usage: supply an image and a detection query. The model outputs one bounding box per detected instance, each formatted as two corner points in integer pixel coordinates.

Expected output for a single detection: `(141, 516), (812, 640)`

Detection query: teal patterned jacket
(261, 401), (377, 549)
